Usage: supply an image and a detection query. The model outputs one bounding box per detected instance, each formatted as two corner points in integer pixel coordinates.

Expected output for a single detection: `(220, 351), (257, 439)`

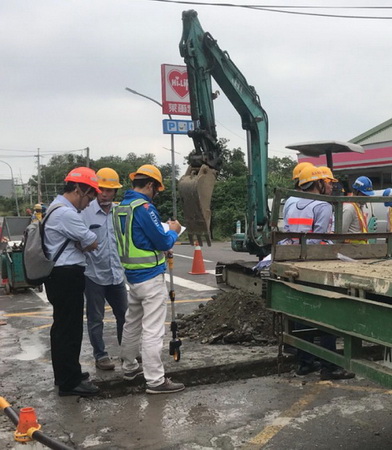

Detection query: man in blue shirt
(81, 168), (128, 371)
(114, 164), (185, 394)
(44, 167), (101, 396)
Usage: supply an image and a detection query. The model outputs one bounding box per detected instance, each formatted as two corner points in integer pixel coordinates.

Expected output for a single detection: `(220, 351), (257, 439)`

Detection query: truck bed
(271, 258), (392, 298)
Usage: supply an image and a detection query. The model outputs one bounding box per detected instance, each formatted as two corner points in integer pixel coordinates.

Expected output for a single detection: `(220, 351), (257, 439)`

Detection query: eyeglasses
(85, 191), (97, 202)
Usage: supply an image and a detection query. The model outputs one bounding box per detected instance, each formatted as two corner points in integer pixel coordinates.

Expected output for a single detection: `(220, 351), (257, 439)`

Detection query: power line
(149, 0), (392, 19)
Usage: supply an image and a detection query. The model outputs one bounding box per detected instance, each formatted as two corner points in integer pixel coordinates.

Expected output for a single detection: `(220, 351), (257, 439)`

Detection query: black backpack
(23, 205), (70, 286)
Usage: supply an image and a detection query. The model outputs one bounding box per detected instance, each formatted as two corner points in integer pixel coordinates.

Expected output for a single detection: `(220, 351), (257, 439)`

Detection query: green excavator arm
(178, 10), (270, 256)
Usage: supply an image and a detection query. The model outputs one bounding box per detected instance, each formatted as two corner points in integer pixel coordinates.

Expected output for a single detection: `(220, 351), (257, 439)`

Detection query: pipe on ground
(0, 396), (73, 450)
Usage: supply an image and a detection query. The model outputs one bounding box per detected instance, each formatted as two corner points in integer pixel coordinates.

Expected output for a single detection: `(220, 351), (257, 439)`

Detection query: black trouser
(44, 265), (85, 391)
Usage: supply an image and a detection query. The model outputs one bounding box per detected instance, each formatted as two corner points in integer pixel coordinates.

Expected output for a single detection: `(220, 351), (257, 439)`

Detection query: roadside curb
(95, 354), (295, 397)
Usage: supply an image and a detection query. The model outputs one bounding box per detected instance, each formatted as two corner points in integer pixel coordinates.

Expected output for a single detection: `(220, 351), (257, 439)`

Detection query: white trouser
(120, 274), (167, 387)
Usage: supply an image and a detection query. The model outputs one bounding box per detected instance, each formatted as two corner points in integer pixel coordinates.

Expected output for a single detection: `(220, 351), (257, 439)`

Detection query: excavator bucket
(178, 164), (217, 246)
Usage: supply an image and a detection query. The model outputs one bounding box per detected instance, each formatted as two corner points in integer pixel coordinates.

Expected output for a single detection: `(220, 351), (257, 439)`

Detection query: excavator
(178, 10), (392, 390)
(178, 9), (269, 256)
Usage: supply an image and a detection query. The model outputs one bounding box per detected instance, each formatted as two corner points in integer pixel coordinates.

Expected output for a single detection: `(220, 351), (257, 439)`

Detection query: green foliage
(1, 144), (295, 242)
(211, 175), (247, 238)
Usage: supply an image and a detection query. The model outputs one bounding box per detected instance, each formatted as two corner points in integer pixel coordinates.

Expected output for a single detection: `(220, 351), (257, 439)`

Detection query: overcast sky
(1, 0), (392, 182)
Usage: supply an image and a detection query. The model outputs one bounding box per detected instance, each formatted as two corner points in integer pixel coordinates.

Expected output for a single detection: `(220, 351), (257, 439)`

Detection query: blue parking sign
(163, 119), (194, 135)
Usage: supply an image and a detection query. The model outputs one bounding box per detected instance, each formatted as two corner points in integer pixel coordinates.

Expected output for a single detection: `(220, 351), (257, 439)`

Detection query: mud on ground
(178, 291), (277, 346)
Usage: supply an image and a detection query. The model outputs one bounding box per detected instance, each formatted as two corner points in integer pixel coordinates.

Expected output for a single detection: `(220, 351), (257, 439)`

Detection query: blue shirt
(119, 190), (178, 284)
(44, 195), (97, 267)
(80, 199), (125, 286)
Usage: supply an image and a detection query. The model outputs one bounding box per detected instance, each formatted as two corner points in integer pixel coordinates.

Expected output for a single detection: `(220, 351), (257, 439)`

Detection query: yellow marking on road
(4, 311), (51, 317)
(246, 382), (325, 448)
(103, 298), (212, 312)
(31, 324), (52, 331)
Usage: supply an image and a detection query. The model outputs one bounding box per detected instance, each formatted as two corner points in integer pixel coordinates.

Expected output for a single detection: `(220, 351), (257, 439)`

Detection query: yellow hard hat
(298, 166), (325, 187)
(34, 203), (42, 210)
(129, 164), (165, 191)
(292, 162), (314, 180)
(96, 168), (123, 189)
(318, 166), (338, 182)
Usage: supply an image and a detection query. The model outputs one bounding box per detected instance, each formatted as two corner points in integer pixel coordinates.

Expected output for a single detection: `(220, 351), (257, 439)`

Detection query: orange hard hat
(292, 162), (314, 180)
(64, 167), (102, 193)
(96, 168), (122, 189)
(318, 166), (338, 182)
(129, 164), (165, 191)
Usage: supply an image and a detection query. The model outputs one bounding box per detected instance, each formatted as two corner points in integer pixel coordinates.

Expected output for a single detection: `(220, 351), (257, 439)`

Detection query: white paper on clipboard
(161, 222), (186, 237)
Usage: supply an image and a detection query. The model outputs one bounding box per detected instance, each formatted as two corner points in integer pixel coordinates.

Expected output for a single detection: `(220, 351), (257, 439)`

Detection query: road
(1, 242), (392, 449)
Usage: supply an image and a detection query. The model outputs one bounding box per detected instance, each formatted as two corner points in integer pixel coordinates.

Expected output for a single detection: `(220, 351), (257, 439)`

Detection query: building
(0, 179), (13, 198)
(298, 118), (392, 190)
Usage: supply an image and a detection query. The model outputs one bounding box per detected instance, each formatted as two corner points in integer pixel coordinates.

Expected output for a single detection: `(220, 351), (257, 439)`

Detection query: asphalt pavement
(2, 242), (391, 449)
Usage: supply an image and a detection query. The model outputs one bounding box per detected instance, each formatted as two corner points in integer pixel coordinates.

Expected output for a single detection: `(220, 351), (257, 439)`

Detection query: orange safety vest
(345, 203), (368, 244)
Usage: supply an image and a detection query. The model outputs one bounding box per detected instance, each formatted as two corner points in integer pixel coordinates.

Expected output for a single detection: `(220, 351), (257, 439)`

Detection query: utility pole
(85, 147), (90, 167)
(125, 87), (177, 219)
(36, 148), (42, 203)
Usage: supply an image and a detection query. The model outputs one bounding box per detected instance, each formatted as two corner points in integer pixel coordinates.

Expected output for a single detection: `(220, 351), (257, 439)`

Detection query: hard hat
(292, 162), (314, 180)
(33, 203), (42, 210)
(383, 188), (392, 207)
(298, 166), (325, 187)
(352, 176), (374, 196)
(64, 167), (102, 193)
(96, 168), (122, 189)
(129, 164), (165, 191)
(318, 166), (338, 182)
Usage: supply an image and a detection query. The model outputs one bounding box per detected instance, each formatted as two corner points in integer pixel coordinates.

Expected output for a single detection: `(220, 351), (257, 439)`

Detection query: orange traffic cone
(14, 407), (41, 442)
(189, 242), (208, 275)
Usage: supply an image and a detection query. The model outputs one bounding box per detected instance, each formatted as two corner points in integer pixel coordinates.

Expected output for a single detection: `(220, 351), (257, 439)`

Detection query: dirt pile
(177, 291), (277, 345)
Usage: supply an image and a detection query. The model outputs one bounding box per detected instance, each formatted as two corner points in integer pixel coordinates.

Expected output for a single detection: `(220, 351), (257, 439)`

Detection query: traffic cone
(14, 407), (41, 442)
(189, 242), (208, 275)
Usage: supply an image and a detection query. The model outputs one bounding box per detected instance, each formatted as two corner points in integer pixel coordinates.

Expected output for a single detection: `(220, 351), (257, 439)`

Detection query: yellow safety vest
(345, 203), (368, 244)
(113, 199), (165, 270)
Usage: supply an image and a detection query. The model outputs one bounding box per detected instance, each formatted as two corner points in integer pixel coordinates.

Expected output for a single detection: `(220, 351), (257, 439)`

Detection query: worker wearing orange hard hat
(43, 167), (101, 397)
(114, 164), (185, 394)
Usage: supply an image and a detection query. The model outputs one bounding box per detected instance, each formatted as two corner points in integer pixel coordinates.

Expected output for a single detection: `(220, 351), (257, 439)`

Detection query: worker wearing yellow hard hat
(80, 167), (128, 372)
(113, 164), (185, 394)
(285, 163), (354, 381)
(283, 162), (315, 232)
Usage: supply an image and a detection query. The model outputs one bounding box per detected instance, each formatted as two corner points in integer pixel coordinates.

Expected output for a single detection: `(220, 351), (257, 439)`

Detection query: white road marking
(166, 274), (218, 291)
(35, 287), (48, 303)
(125, 275), (218, 292)
(173, 253), (213, 263)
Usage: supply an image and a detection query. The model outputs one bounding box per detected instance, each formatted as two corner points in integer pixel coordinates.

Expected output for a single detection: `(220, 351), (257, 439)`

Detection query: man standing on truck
(44, 167), (101, 396)
(342, 176), (374, 243)
(113, 164), (185, 394)
(81, 168), (128, 371)
(286, 166), (355, 380)
(282, 162), (315, 231)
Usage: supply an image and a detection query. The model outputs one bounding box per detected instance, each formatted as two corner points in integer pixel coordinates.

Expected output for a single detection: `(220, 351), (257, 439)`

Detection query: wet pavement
(2, 241), (392, 449)
(2, 287), (392, 449)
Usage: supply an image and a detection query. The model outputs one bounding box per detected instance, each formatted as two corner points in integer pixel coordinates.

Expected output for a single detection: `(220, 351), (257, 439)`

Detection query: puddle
(13, 333), (47, 361)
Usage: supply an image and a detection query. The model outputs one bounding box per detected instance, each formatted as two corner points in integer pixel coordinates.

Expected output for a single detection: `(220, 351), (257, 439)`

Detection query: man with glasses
(44, 167), (101, 396)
